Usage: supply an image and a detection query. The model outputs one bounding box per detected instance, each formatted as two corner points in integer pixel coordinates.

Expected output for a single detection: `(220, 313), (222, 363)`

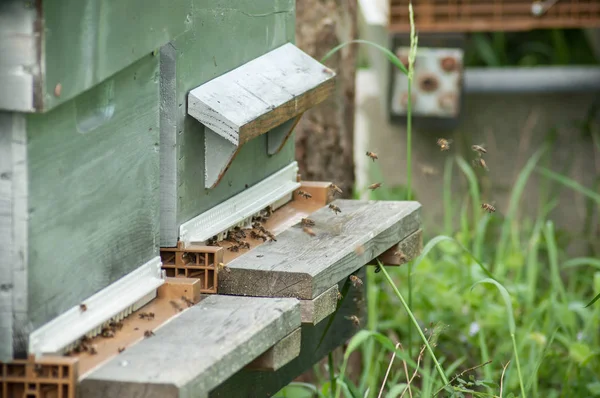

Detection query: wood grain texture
(210, 267), (367, 398)
(245, 328), (301, 372)
(300, 284), (339, 325)
(188, 43), (335, 145)
(79, 295), (301, 398)
(169, 0), (298, 227)
(374, 228), (423, 266)
(25, 55), (160, 333)
(218, 199), (421, 299)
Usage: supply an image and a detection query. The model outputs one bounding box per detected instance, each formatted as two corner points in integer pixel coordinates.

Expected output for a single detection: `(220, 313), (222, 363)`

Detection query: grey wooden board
(246, 327), (301, 372)
(0, 1), (38, 112)
(160, 0), (296, 244)
(210, 268), (367, 398)
(300, 284), (339, 325)
(25, 55), (160, 335)
(218, 200), (421, 299)
(188, 42), (335, 144)
(79, 295), (301, 398)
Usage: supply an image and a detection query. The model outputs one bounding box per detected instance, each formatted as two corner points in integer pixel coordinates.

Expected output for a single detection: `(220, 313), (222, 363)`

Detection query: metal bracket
(187, 42), (335, 189)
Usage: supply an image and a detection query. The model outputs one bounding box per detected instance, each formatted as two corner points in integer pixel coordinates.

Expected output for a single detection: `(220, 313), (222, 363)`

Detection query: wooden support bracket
(245, 328), (301, 372)
(300, 284), (339, 325)
(373, 228), (423, 266)
(187, 43), (336, 189)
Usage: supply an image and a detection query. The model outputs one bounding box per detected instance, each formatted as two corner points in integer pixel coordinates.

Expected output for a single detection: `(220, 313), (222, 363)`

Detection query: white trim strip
(179, 161), (300, 245)
(29, 256), (164, 356)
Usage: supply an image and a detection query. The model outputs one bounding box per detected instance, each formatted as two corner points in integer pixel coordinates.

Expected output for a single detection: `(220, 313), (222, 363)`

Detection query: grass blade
(321, 39), (408, 75)
(563, 257), (600, 270)
(585, 292), (600, 308)
(455, 156), (481, 234)
(536, 167), (600, 204)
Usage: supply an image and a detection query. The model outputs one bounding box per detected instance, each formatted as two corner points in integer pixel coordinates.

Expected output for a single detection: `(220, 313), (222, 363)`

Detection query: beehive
(389, 0), (600, 32)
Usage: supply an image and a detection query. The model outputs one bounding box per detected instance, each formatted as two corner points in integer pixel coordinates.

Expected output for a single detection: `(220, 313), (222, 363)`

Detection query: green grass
(275, 7), (599, 398)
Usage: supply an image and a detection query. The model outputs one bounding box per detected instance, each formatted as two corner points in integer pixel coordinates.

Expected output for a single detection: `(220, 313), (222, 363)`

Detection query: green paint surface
(26, 54), (160, 328)
(170, 0), (297, 226)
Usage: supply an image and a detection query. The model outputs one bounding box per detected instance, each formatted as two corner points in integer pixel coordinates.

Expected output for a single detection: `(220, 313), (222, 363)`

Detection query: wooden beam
(218, 200), (421, 299)
(210, 268), (367, 398)
(245, 328), (301, 372)
(373, 228), (423, 266)
(294, 181), (335, 206)
(300, 284), (339, 325)
(79, 295), (301, 398)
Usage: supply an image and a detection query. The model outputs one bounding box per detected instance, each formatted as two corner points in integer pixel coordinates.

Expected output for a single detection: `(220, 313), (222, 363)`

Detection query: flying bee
(144, 330), (155, 338)
(481, 202), (496, 213)
(297, 190), (312, 199)
(217, 262), (231, 273)
(366, 151), (378, 162)
(349, 275), (363, 288)
(471, 144), (487, 155)
(368, 182), (382, 191)
(181, 296), (194, 308)
(330, 184), (343, 195)
(301, 218), (315, 227)
(79, 303), (87, 312)
(302, 226), (316, 237)
(472, 157), (489, 171)
(346, 315), (361, 327)
(329, 203), (341, 215)
(337, 292), (343, 301)
(394, 250), (408, 264)
(437, 138), (453, 151)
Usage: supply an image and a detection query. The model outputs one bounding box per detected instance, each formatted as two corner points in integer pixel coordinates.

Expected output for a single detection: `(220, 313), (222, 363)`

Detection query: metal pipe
(464, 67), (600, 93)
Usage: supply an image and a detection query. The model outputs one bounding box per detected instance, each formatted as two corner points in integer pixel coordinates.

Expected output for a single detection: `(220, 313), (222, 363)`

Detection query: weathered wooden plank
(218, 200), (421, 299)
(210, 268), (367, 398)
(79, 295), (301, 398)
(374, 228), (423, 266)
(25, 55), (160, 335)
(245, 328), (302, 372)
(300, 284), (339, 325)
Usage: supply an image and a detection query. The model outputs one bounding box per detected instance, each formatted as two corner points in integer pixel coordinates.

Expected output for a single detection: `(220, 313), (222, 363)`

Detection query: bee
(471, 144), (487, 155)
(250, 230), (267, 242)
(346, 315), (361, 327)
(118, 347), (126, 353)
(420, 165), (438, 176)
(368, 182), (382, 191)
(337, 292), (343, 301)
(263, 230), (277, 242)
(217, 262), (231, 273)
(297, 190), (312, 199)
(329, 203), (341, 215)
(207, 236), (220, 246)
(144, 330), (155, 338)
(301, 218), (315, 227)
(330, 184), (343, 195)
(227, 244), (240, 252)
(170, 300), (183, 312)
(101, 328), (115, 338)
(181, 296), (195, 308)
(354, 245), (365, 255)
(437, 138), (453, 151)
(234, 229), (247, 239)
(481, 202), (496, 213)
(472, 157), (489, 171)
(394, 250), (408, 264)
(79, 303), (87, 312)
(302, 226), (316, 237)
(349, 275), (363, 288)
(366, 151), (378, 162)
(109, 320), (123, 331)
(240, 242), (251, 249)
(138, 312), (154, 320)
(89, 345), (98, 355)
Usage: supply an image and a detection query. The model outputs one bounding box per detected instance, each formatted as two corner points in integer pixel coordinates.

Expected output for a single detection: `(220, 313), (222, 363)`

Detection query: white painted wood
(179, 161), (300, 245)
(29, 257), (164, 357)
(0, 1), (38, 112)
(79, 295), (301, 398)
(219, 200), (421, 299)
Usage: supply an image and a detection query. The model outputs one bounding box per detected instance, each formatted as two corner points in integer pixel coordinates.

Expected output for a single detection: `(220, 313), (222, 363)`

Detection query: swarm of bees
(482, 202), (496, 213)
(349, 275), (363, 288)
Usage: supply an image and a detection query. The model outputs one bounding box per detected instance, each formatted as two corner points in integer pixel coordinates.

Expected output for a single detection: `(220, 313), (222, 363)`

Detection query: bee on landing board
(481, 202), (496, 213)
(297, 190), (312, 199)
(302, 226), (316, 237)
(471, 144), (487, 155)
(328, 203), (341, 215)
(436, 138), (453, 151)
(366, 151), (378, 162)
(368, 182), (382, 191)
(301, 218), (315, 227)
(144, 330), (155, 338)
(346, 315), (360, 327)
(79, 303), (87, 312)
(349, 275), (363, 288)
(330, 183), (343, 196)
(89, 345), (98, 355)
(217, 262), (231, 273)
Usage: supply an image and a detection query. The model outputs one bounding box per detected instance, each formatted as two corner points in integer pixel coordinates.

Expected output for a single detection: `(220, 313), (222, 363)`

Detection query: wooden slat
(374, 228), (423, 266)
(245, 328), (301, 372)
(300, 284), (339, 325)
(79, 295), (301, 398)
(218, 199), (421, 299)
